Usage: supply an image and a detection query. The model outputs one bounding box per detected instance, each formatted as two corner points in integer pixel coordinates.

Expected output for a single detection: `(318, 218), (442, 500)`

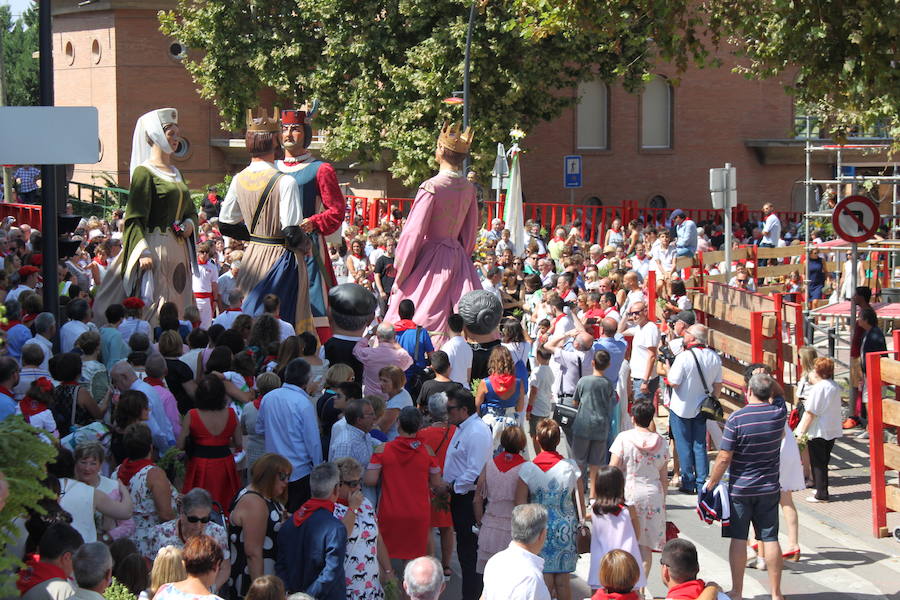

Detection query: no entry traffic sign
(832, 195), (880, 243)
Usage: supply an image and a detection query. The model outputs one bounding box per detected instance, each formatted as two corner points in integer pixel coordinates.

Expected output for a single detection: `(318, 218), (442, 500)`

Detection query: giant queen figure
(385, 122), (482, 343)
(94, 108), (199, 324)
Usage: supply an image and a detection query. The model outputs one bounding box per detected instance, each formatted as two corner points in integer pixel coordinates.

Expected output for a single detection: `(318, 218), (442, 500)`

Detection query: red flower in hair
(123, 297), (145, 310)
(34, 377), (53, 393)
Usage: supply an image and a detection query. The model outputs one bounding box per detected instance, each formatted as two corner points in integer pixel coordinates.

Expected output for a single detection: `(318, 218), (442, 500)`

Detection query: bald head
(110, 361), (137, 391)
(574, 332), (594, 351)
(600, 317), (618, 337)
(403, 556), (444, 600)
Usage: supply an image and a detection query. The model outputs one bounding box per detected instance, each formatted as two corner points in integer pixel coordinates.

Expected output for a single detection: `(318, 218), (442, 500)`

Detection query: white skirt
(780, 423), (806, 491)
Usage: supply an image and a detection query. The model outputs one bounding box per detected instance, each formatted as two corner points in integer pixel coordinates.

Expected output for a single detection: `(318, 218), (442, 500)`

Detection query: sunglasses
(185, 514), (211, 524)
(277, 472), (290, 482)
(628, 310), (643, 316)
(341, 479), (361, 488)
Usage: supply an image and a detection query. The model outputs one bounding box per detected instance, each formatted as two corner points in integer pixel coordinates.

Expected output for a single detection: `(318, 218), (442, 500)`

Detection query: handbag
(553, 354), (582, 429)
(665, 520), (680, 542)
(576, 522), (592, 554)
(689, 348), (724, 422)
(406, 326), (435, 398)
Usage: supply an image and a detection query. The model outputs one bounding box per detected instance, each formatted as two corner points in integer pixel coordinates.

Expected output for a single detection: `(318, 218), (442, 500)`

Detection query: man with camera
(665, 324), (722, 494)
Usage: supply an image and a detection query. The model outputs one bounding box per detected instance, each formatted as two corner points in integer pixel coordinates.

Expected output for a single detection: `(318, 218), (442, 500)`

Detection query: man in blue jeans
(671, 209), (697, 258)
(705, 372), (786, 600)
(665, 324), (722, 493)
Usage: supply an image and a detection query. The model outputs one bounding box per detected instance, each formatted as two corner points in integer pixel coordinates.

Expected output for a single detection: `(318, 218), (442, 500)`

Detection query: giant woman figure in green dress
(94, 108), (199, 324)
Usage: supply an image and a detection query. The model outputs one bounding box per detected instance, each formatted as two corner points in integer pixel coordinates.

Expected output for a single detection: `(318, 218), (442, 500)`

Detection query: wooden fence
(864, 330), (900, 537)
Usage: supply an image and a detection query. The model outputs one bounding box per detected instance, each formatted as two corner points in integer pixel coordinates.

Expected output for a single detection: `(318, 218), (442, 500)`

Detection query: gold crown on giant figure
(438, 121), (474, 153)
(246, 107), (281, 133)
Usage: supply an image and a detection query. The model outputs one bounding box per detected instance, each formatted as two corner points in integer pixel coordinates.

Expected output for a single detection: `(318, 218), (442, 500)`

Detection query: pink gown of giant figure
(386, 170), (481, 343)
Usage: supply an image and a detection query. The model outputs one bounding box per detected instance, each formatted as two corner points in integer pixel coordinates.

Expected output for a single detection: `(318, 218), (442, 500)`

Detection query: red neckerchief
(0, 385), (15, 398)
(488, 373), (516, 396)
(117, 458), (153, 486)
(93, 255), (108, 267)
(19, 397), (48, 420)
(551, 313), (566, 331)
(227, 308), (242, 312)
(685, 342), (706, 351)
(591, 590), (641, 600)
(198, 259), (208, 265)
(207, 192), (218, 205)
(16, 558), (69, 595)
(665, 580), (707, 600)
(0, 319), (20, 331)
(243, 375), (255, 389)
(293, 498), (336, 528)
(552, 236), (565, 243)
(22, 312), (36, 325)
(601, 306), (616, 318)
(353, 252), (365, 259)
(394, 319), (417, 332)
(253, 394), (263, 410)
(144, 377), (166, 387)
(494, 451), (526, 473)
(533, 450), (564, 472)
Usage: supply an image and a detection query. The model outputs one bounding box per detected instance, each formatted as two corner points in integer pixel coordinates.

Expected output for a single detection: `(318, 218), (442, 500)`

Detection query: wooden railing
(864, 330), (900, 537)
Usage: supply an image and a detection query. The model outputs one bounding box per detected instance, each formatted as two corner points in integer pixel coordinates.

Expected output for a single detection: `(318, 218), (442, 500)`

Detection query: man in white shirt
(262, 293), (296, 341)
(666, 324), (722, 494)
(441, 313), (473, 385)
(59, 298), (95, 353)
(482, 218), (504, 242)
(630, 244), (651, 280)
(537, 258), (555, 287)
(482, 503), (551, 600)
(212, 289), (246, 329)
(7, 265), (39, 303)
(22, 312), (56, 371)
(555, 272), (577, 303)
(443, 387), (492, 600)
(216, 260), (240, 311)
(761, 202), (781, 247)
(192, 242), (220, 328)
(618, 301), (660, 402)
(481, 266), (503, 302)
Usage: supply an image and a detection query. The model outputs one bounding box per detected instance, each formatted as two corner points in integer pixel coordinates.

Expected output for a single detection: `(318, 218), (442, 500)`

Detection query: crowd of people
(0, 110), (861, 600)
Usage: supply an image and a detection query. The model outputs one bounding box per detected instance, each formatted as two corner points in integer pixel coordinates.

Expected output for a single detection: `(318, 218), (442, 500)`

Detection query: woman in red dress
(417, 391), (457, 578)
(178, 374), (242, 514)
(364, 406), (448, 560)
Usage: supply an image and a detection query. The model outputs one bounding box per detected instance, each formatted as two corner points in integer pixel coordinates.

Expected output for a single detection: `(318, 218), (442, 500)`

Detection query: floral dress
(112, 463), (177, 558)
(609, 429), (669, 551)
(334, 497), (383, 600)
(518, 458), (581, 573)
(149, 518), (230, 561)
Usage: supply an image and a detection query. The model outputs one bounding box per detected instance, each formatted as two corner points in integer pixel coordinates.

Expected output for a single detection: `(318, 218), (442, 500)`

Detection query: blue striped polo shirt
(720, 397), (787, 498)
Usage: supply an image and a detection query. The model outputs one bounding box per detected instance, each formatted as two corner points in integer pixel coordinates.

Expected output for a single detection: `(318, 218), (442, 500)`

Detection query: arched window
(576, 80), (608, 150)
(641, 77), (672, 149)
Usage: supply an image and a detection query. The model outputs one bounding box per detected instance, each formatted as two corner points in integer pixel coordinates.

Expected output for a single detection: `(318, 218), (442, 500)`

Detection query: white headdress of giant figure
(130, 108), (178, 176)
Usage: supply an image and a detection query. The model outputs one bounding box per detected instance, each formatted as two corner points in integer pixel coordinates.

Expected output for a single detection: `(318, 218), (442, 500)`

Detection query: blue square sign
(564, 155), (582, 188)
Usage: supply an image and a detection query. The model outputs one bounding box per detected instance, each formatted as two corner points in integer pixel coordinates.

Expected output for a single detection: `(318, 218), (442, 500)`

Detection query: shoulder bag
(689, 348), (724, 422)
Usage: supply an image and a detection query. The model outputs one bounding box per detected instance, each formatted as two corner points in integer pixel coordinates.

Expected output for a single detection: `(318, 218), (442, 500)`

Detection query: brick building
(52, 0), (890, 213)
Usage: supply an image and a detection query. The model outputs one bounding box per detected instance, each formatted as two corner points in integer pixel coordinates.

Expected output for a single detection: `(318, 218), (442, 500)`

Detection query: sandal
(443, 567), (452, 578)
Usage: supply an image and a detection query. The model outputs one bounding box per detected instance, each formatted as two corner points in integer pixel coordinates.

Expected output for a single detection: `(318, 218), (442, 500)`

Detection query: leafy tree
(0, 417), (57, 596)
(1, 3), (39, 107)
(159, 1), (680, 186)
(511, 0), (900, 144)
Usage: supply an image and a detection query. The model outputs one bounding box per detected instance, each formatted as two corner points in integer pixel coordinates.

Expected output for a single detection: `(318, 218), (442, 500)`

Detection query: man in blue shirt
(394, 299), (434, 396)
(110, 361), (175, 453)
(258, 357), (323, 512)
(671, 209), (697, 258)
(705, 372), (786, 600)
(592, 317), (627, 388)
(0, 357), (19, 420)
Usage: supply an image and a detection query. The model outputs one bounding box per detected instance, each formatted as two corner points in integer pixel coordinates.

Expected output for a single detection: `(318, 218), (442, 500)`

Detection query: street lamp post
(462, 0), (475, 173)
(39, 0), (60, 333)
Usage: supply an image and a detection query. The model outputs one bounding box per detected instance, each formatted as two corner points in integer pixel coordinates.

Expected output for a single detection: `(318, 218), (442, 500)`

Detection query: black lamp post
(39, 0), (60, 332)
(462, 0), (476, 173)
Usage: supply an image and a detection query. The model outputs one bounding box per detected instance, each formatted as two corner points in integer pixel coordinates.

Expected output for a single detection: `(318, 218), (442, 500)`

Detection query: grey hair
(511, 503), (548, 544)
(72, 542), (112, 589)
(310, 462), (340, 499)
(748, 372), (774, 402)
(226, 289), (244, 306)
(230, 260), (241, 270)
(375, 322), (396, 342)
(34, 312), (56, 335)
(287, 595), (315, 600)
(687, 323), (708, 346)
(343, 398), (372, 427)
(109, 361), (137, 381)
(427, 392), (448, 422)
(403, 555), (443, 600)
(180, 487), (213, 514)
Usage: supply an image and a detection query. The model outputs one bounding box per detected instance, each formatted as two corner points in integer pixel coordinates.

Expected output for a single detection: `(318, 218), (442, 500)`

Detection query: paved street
(436, 435), (900, 599)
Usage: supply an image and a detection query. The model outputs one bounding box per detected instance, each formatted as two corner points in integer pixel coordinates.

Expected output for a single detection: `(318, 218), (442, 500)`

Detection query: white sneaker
(806, 496), (828, 503)
(856, 430), (870, 440)
(756, 557), (767, 571)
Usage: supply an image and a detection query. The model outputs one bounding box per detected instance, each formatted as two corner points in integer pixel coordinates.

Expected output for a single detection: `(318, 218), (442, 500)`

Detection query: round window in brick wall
(168, 42), (188, 60)
(91, 39), (102, 64)
(65, 41), (75, 65)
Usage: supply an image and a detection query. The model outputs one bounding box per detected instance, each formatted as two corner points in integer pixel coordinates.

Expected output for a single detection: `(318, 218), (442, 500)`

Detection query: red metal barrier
(0, 202), (42, 229)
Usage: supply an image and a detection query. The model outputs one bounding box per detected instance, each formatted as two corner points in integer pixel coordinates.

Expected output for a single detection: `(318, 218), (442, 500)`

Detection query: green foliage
(1, 3), (39, 106)
(510, 0), (900, 148)
(159, 1), (671, 187)
(0, 417), (58, 595)
(103, 578), (137, 600)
